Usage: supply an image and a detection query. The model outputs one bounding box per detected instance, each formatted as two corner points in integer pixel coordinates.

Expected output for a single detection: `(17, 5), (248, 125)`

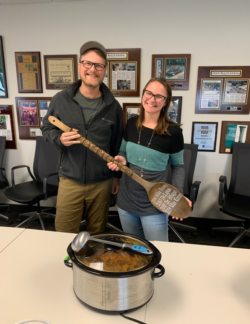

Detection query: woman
(108, 77), (191, 241)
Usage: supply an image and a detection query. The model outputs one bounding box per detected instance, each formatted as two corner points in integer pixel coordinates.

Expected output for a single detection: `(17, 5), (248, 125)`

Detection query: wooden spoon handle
(48, 116), (135, 177)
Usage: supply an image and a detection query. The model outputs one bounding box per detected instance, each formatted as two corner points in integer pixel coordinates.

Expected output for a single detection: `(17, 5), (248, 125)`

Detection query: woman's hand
(107, 155), (126, 172)
(171, 197), (192, 221)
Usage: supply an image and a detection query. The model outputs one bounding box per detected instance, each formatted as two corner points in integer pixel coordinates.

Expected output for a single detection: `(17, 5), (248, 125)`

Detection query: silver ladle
(71, 231), (153, 255)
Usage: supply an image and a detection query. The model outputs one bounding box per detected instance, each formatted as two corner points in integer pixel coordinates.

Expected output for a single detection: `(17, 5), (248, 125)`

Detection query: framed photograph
(122, 97), (182, 128)
(15, 97), (52, 140)
(0, 105), (17, 149)
(219, 121), (250, 153)
(106, 48), (141, 97)
(152, 54), (191, 90)
(191, 122), (218, 152)
(0, 36), (8, 98)
(44, 54), (78, 89)
(15, 52), (42, 93)
(195, 66), (250, 114)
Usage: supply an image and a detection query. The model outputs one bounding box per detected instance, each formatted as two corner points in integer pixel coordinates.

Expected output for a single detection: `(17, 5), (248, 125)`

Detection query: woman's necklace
(137, 129), (155, 178)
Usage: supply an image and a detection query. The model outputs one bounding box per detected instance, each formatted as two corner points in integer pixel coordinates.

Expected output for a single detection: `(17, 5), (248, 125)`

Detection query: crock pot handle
(152, 264), (165, 279)
(64, 256), (73, 268)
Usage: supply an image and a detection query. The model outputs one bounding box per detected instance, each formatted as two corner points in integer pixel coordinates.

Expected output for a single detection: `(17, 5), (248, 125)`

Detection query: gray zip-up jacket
(41, 80), (123, 184)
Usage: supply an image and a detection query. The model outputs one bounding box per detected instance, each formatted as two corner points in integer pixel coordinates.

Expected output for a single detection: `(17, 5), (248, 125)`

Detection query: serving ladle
(71, 231), (153, 255)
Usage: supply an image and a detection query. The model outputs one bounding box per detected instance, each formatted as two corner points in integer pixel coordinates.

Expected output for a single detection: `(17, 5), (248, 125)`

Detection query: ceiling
(0, 0), (86, 4)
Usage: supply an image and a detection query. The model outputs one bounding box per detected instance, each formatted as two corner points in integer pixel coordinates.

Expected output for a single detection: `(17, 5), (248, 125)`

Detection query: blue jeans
(117, 207), (169, 242)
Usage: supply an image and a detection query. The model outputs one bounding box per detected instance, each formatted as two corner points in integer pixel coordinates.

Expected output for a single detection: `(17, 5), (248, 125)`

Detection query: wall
(0, 0), (249, 219)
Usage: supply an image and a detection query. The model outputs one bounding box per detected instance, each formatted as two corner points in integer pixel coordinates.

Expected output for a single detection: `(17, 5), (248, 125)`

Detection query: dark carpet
(0, 204), (249, 249)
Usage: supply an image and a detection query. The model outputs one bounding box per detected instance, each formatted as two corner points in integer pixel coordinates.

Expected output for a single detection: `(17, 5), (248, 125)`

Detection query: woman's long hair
(136, 77), (180, 135)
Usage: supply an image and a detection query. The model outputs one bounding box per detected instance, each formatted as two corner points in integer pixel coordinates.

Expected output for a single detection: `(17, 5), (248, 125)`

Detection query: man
(41, 41), (123, 234)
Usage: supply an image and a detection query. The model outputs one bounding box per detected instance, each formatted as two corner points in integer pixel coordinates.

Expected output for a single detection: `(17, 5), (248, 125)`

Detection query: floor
(0, 204), (249, 249)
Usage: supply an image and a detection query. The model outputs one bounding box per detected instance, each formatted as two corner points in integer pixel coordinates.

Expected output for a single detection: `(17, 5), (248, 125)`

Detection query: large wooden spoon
(49, 116), (192, 219)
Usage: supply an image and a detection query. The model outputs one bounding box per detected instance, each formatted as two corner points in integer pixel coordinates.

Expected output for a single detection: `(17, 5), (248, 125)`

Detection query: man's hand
(60, 129), (81, 146)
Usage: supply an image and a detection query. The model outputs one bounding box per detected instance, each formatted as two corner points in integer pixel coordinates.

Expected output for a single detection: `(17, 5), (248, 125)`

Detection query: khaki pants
(55, 177), (113, 234)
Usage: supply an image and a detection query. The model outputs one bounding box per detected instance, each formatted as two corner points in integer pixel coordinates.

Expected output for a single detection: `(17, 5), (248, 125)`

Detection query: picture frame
(0, 36), (8, 98)
(106, 48), (141, 97)
(0, 105), (17, 149)
(151, 54), (191, 90)
(122, 97), (182, 128)
(191, 122), (218, 152)
(15, 97), (52, 140)
(219, 121), (250, 153)
(15, 52), (42, 93)
(44, 54), (78, 89)
(195, 66), (250, 114)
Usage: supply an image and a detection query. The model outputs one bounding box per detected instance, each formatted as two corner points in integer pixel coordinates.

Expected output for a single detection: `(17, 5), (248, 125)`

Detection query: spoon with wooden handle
(48, 116), (192, 219)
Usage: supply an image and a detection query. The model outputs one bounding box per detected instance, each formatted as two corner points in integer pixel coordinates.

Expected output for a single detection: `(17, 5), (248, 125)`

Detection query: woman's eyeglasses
(143, 90), (167, 102)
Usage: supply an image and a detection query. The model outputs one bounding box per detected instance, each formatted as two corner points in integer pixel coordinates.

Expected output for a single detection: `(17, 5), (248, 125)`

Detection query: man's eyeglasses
(143, 90), (167, 102)
(80, 60), (106, 71)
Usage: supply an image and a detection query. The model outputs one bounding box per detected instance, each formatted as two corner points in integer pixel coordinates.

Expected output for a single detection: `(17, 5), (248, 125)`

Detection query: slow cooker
(64, 232), (165, 312)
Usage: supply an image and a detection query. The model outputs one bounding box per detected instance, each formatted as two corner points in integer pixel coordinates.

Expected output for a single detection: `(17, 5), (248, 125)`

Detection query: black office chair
(4, 136), (61, 230)
(212, 142), (250, 247)
(0, 136), (11, 222)
(80, 193), (123, 232)
(167, 143), (201, 243)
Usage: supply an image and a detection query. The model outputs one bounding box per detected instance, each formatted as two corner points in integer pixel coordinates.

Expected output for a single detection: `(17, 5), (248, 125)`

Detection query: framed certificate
(152, 54), (191, 90)
(0, 36), (8, 98)
(44, 54), (78, 89)
(15, 52), (42, 93)
(219, 121), (250, 153)
(191, 122), (218, 152)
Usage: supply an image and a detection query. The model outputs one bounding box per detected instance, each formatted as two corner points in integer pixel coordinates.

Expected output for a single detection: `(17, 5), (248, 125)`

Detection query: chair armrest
(43, 172), (59, 200)
(189, 181), (201, 208)
(0, 167), (9, 186)
(218, 175), (227, 206)
(11, 165), (36, 185)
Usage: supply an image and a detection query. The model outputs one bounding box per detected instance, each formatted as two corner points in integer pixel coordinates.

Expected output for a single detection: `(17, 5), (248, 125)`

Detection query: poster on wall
(195, 66), (250, 114)
(106, 48), (141, 97)
(151, 54), (191, 90)
(219, 121), (250, 153)
(15, 97), (51, 140)
(0, 36), (8, 98)
(0, 105), (17, 149)
(15, 52), (43, 93)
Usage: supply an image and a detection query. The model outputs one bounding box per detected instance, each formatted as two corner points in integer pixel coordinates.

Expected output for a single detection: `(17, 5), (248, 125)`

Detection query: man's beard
(81, 72), (103, 88)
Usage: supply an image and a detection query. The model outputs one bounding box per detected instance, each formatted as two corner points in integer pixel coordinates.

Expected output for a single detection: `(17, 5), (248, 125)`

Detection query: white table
(0, 229), (146, 324)
(0, 226), (25, 253)
(1, 228), (250, 324)
(147, 241), (250, 324)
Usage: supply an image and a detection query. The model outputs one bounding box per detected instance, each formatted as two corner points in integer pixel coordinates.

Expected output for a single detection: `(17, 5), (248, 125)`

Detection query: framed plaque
(191, 122), (218, 152)
(15, 97), (52, 140)
(106, 48), (141, 97)
(0, 105), (17, 149)
(151, 54), (191, 90)
(219, 121), (250, 153)
(15, 52), (42, 93)
(0, 36), (8, 98)
(44, 54), (78, 89)
(195, 66), (250, 114)
(122, 97), (182, 128)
